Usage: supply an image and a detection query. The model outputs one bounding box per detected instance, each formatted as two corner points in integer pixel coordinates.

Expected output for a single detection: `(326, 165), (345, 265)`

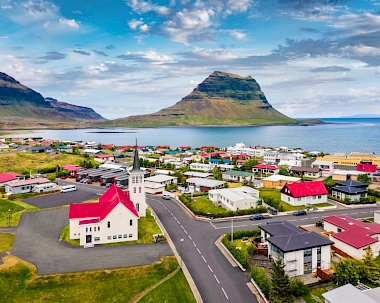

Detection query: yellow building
(262, 175), (301, 189)
(317, 152), (380, 167)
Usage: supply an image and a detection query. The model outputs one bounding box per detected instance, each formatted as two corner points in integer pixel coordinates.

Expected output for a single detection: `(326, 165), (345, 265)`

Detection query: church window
(139, 176), (142, 182)
(137, 203), (139, 211)
(132, 176), (135, 184)
(98, 226), (100, 231)
(90, 227), (92, 232)
(107, 221), (110, 228)
(130, 219), (133, 226)
(134, 187), (136, 193)
(139, 187), (141, 193)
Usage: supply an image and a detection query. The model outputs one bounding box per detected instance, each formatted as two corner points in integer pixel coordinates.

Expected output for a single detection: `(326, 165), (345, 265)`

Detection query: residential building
(331, 180), (368, 202)
(226, 142), (268, 157)
(208, 186), (261, 211)
(262, 175), (301, 189)
(260, 221), (333, 277)
(5, 178), (51, 194)
(311, 160), (334, 177)
(289, 166), (321, 178)
(0, 143), (10, 150)
(33, 182), (58, 193)
(84, 141), (97, 149)
(184, 171), (213, 179)
(69, 185), (139, 246)
(252, 164), (279, 175)
(94, 154), (115, 164)
(0, 172), (25, 186)
(189, 163), (212, 172)
(222, 170), (254, 183)
(57, 145), (73, 153)
(316, 152), (380, 167)
(280, 181), (328, 206)
(323, 283), (380, 303)
(145, 175), (178, 186)
(82, 149), (101, 155)
(323, 215), (380, 258)
(28, 146), (56, 154)
(218, 164), (235, 172)
(186, 178), (226, 192)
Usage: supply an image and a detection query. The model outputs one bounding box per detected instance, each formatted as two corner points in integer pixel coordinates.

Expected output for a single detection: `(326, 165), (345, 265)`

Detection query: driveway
(11, 208), (173, 275)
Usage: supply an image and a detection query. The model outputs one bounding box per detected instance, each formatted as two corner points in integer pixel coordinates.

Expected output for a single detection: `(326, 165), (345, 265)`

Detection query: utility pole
(180, 239), (184, 270)
(231, 218), (233, 242)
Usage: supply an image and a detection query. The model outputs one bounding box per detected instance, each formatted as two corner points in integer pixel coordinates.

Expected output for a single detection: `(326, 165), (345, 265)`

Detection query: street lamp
(8, 209), (10, 227)
(180, 239), (184, 270)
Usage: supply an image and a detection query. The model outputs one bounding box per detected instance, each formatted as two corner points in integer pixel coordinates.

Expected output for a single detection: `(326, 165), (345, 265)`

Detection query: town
(1, 137), (380, 303)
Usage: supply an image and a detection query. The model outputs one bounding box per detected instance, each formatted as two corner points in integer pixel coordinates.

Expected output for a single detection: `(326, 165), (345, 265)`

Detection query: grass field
(303, 285), (336, 303)
(0, 232), (14, 252)
(188, 196), (229, 216)
(0, 199), (39, 227)
(313, 202), (334, 208)
(0, 255), (195, 303)
(60, 209), (163, 246)
(258, 188), (305, 211)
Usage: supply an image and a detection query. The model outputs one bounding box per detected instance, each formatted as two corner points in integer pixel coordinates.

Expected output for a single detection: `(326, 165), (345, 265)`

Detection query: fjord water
(4, 118), (380, 155)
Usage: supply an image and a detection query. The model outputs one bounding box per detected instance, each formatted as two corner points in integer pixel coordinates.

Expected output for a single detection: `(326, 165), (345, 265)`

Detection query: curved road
(147, 195), (380, 303)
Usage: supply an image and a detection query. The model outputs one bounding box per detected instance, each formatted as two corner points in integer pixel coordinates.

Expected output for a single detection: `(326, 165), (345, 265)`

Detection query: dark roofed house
(289, 166), (321, 178)
(28, 146), (56, 154)
(331, 180), (368, 202)
(260, 221), (333, 277)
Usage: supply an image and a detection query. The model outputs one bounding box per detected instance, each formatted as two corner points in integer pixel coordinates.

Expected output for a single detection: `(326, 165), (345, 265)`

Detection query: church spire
(131, 139), (140, 173)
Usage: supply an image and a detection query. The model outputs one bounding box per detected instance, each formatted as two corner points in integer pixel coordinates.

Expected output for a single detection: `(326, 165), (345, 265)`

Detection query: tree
(251, 265), (270, 296)
(333, 258), (360, 286)
(269, 255), (294, 303)
(357, 173), (371, 184)
(241, 158), (258, 172)
(212, 167), (222, 180)
(278, 165), (290, 176)
(362, 245), (380, 284)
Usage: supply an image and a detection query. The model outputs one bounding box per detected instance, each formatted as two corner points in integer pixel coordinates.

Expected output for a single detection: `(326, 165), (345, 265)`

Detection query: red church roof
(282, 181), (328, 198)
(357, 163), (377, 172)
(323, 215), (380, 249)
(69, 185), (139, 221)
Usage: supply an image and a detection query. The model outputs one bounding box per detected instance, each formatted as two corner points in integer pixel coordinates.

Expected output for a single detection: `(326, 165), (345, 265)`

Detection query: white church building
(69, 144), (147, 246)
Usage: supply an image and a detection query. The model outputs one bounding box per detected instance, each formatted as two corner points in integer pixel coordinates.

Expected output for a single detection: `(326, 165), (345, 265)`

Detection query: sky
(1, 0), (380, 120)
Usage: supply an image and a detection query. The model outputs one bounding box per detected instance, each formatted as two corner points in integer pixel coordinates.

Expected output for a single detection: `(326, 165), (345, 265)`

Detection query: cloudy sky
(1, 0), (380, 119)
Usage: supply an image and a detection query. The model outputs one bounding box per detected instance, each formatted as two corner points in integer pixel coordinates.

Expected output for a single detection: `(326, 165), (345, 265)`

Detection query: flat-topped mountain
(101, 71), (296, 126)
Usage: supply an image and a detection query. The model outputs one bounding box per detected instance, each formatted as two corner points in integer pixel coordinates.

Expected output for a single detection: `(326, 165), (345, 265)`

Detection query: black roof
(260, 221), (303, 237)
(336, 180), (368, 187)
(29, 146), (53, 151)
(332, 185), (367, 194)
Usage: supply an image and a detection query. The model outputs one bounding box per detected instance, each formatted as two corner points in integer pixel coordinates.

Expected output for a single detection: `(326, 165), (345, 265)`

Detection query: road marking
(287, 219), (296, 221)
(208, 265), (213, 272)
(174, 216), (177, 220)
(222, 287), (228, 299)
(193, 241), (196, 247)
(351, 212), (358, 214)
(197, 248), (201, 254)
(300, 218), (307, 220)
(181, 225), (184, 229)
(361, 212), (368, 213)
(188, 235), (192, 240)
(177, 221), (181, 225)
(184, 230), (188, 234)
(202, 256), (207, 263)
(214, 275), (220, 284)
(312, 217), (319, 219)
(233, 224), (248, 227)
(341, 213), (348, 215)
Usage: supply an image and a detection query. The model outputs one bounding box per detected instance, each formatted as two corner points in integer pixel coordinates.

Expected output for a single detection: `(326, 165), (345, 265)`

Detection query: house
(0, 172), (25, 186)
(331, 180), (368, 202)
(323, 215), (380, 258)
(208, 186), (261, 211)
(260, 221), (333, 277)
(184, 171), (213, 179)
(94, 154), (115, 164)
(262, 175), (301, 189)
(323, 283), (380, 303)
(252, 164), (279, 175)
(101, 144), (115, 150)
(69, 185), (140, 246)
(226, 142), (268, 157)
(0, 143), (10, 150)
(28, 146), (56, 154)
(222, 170), (254, 183)
(189, 163), (212, 172)
(57, 145), (73, 153)
(311, 160), (334, 177)
(316, 152), (380, 167)
(186, 178), (226, 192)
(289, 166), (321, 178)
(280, 181), (328, 206)
(82, 149), (102, 155)
(5, 178), (51, 194)
(145, 175), (177, 186)
(84, 141), (97, 149)
(33, 182), (58, 193)
(62, 164), (82, 177)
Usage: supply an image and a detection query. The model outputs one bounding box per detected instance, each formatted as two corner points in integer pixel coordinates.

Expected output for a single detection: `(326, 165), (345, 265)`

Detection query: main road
(147, 195), (380, 303)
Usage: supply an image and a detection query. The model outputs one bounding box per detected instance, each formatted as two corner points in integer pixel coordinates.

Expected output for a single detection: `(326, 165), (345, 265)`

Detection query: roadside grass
(0, 232), (14, 252)
(258, 188), (305, 211)
(0, 256), (190, 303)
(231, 238), (254, 256)
(139, 269), (196, 303)
(303, 285), (336, 303)
(60, 209), (163, 246)
(0, 199), (39, 227)
(313, 202), (334, 208)
(226, 182), (243, 188)
(188, 196), (229, 216)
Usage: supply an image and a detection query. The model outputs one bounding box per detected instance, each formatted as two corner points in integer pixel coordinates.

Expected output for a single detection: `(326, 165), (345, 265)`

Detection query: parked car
(162, 193), (171, 200)
(250, 214), (264, 220)
(105, 183), (112, 188)
(293, 210), (307, 216)
(79, 179), (86, 183)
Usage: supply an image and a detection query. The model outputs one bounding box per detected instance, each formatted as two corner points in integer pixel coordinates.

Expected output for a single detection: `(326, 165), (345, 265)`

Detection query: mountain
(100, 71), (296, 126)
(45, 97), (105, 121)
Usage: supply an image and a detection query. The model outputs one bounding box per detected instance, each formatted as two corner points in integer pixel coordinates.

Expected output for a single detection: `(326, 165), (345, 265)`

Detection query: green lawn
(303, 285), (336, 303)
(187, 196), (229, 216)
(231, 238), (254, 256)
(258, 188), (306, 211)
(0, 256), (196, 303)
(313, 202), (334, 208)
(139, 269), (196, 303)
(0, 232), (14, 252)
(0, 199), (39, 227)
(60, 209), (163, 246)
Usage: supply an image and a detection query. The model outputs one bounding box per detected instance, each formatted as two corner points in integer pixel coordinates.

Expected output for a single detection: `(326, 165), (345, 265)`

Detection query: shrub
(290, 278), (310, 297)
(251, 265), (270, 296)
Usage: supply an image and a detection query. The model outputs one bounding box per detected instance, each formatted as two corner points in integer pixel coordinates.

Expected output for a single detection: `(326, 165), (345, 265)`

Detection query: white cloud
(128, 18), (144, 30)
(226, 0), (251, 14)
(59, 17), (79, 28)
(126, 0), (170, 15)
(224, 29), (246, 40)
(1, 5), (12, 10)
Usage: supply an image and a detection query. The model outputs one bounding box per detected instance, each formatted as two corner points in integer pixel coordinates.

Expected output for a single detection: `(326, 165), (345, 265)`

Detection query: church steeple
(131, 139), (140, 173)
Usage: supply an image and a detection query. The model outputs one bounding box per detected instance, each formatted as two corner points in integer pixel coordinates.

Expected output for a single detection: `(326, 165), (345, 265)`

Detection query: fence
(331, 245), (353, 259)
(316, 267), (332, 282)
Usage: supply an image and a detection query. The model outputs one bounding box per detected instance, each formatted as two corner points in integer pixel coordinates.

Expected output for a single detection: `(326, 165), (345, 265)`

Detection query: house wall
(304, 171), (321, 178)
(330, 236), (364, 259)
(374, 212), (380, 224)
(5, 184), (34, 194)
(263, 179), (299, 189)
(281, 193), (327, 206)
(331, 190), (365, 202)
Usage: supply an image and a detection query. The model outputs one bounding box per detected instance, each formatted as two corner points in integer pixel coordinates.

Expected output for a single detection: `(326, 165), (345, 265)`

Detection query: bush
(290, 278), (310, 297)
(251, 265), (270, 296)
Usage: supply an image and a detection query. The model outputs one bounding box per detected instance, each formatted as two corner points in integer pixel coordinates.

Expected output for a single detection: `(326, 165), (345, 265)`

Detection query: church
(68, 144), (146, 246)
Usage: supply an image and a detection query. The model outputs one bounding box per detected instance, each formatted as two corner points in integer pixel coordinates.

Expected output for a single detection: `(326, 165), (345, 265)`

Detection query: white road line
(361, 212), (368, 213)
(197, 248), (201, 254)
(341, 213), (348, 215)
(351, 212), (358, 214)
(184, 230), (188, 234)
(181, 225), (184, 229)
(287, 219), (296, 221)
(312, 217), (319, 219)
(177, 221), (181, 225)
(193, 241), (196, 247)
(222, 287), (228, 299)
(300, 218), (307, 220)
(233, 224), (248, 227)
(214, 275), (220, 284)
(208, 265), (213, 272)
(188, 235), (192, 240)
(174, 216), (177, 220)
(202, 256), (207, 263)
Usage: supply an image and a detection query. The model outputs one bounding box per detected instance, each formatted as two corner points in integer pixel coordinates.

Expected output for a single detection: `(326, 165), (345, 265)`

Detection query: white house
(323, 215), (380, 258)
(184, 171), (213, 179)
(189, 163), (212, 172)
(186, 178), (225, 192)
(69, 185), (140, 246)
(311, 160), (334, 177)
(208, 186), (261, 211)
(226, 142), (268, 157)
(260, 221), (333, 277)
(222, 170), (254, 183)
(323, 283), (380, 303)
(145, 175), (178, 186)
(280, 181), (328, 206)
(94, 154), (115, 164)
(289, 166), (322, 178)
(5, 178), (51, 194)
(0, 172), (25, 186)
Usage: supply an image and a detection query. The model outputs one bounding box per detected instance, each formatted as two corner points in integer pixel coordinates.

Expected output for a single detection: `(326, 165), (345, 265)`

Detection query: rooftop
(282, 181), (328, 198)
(6, 178), (50, 187)
(0, 172), (24, 183)
(263, 175), (301, 182)
(145, 175), (178, 182)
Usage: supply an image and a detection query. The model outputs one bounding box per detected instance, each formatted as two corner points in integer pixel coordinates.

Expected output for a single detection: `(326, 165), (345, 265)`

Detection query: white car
(162, 193), (171, 200)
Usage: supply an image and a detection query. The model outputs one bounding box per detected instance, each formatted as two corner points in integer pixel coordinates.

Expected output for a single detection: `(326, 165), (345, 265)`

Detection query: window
(139, 187), (141, 193)
(304, 262), (312, 272)
(90, 227), (92, 232)
(107, 221), (110, 228)
(137, 203), (139, 211)
(317, 260), (321, 267)
(130, 219), (133, 226)
(288, 197), (290, 202)
(94, 237), (100, 242)
(86, 227), (88, 232)
(98, 226), (100, 231)
(317, 247), (321, 255)
(139, 176), (142, 183)
(132, 176), (135, 184)
(107, 236), (111, 240)
(297, 198), (301, 201)
(118, 235), (122, 239)
(304, 249), (312, 257)
(338, 228), (342, 233)
(134, 187), (136, 193)
(313, 196), (316, 200)
(318, 195), (321, 199)
(129, 234), (133, 238)
(123, 234), (127, 238)
(113, 235), (117, 239)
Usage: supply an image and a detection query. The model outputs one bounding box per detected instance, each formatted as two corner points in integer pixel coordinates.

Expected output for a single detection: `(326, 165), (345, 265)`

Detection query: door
(86, 235), (92, 243)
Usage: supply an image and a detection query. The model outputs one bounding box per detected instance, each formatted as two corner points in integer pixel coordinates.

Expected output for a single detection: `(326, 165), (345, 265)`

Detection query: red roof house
(323, 215), (380, 258)
(280, 181), (329, 206)
(0, 172), (25, 186)
(252, 164), (279, 175)
(357, 163), (377, 173)
(94, 154), (115, 163)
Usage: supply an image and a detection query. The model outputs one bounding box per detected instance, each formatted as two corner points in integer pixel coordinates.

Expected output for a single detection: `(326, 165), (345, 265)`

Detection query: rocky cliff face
(100, 71), (295, 126)
(45, 98), (105, 121)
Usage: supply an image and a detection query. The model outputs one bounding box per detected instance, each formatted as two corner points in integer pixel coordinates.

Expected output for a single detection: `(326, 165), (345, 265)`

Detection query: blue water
(2, 118), (380, 155)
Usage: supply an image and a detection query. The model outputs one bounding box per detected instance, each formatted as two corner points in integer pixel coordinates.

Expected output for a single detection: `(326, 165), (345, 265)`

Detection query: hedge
(251, 265), (270, 296)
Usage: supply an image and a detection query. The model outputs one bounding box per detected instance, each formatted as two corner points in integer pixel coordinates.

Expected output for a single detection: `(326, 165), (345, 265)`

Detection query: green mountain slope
(101, 71), (296, 126)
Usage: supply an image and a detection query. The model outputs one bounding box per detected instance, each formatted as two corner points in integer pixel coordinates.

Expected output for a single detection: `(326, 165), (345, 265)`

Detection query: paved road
(11, 208), (173, 275)
(147, 196), (256, 303)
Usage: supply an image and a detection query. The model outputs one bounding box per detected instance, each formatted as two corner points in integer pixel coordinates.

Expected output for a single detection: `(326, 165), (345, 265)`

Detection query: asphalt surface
(147, 196), (256, 303)
(23, 180), (106, 208)
(11, 208), (173, 275)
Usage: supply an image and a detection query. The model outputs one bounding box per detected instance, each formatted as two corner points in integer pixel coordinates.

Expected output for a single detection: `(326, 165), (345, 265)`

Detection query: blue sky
(1, 0), (380, 119)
